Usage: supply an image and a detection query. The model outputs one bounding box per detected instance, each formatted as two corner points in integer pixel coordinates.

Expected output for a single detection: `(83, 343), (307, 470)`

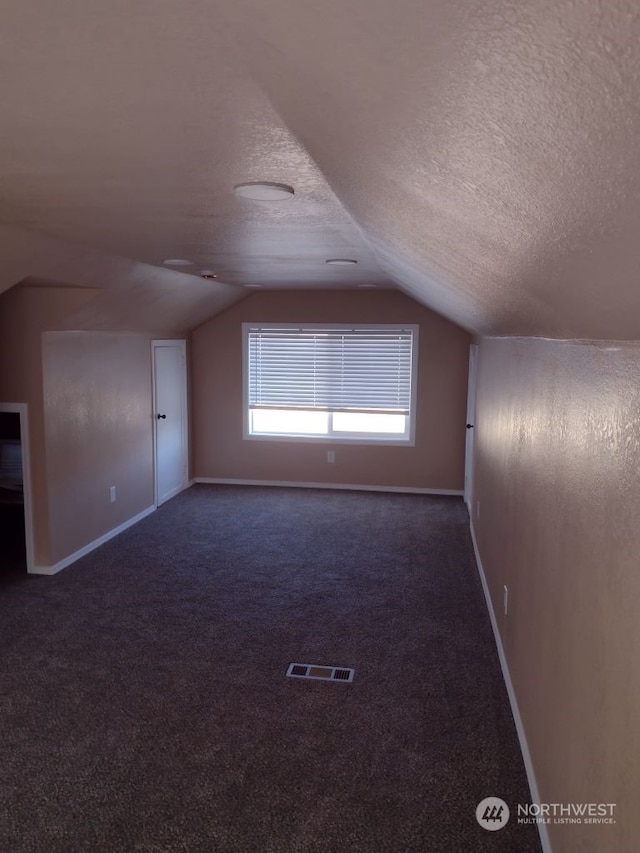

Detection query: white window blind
(247, 326), (414, 415)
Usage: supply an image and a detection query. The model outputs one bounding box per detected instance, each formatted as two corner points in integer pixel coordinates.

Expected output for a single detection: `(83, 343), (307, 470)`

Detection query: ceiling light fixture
(326, 258), (358, 265)
(163, 259), (193, 266)
(233, 182), (295, 201)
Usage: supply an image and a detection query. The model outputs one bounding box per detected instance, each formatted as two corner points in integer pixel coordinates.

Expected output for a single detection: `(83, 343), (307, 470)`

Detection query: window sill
(243, 433), (415, 447)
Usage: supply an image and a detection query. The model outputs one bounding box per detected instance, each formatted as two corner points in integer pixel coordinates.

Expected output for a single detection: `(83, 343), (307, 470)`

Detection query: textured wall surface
(192, 290), (470, 490)
(473, 337), (640, 852)
(42, 332), (155, 565)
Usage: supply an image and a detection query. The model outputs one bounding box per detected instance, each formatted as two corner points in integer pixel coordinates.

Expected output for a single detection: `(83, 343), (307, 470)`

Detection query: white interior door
(464, 344), (478, 511)
(153, 341), (188, 506)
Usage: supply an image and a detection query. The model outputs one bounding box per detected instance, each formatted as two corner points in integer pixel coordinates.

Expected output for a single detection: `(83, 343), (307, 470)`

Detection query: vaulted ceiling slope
(0, 225), (241, 333)
(2, 1), (640, 338)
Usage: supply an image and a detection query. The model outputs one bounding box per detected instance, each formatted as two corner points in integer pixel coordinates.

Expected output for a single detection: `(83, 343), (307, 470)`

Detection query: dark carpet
(0, 485), (541, 852)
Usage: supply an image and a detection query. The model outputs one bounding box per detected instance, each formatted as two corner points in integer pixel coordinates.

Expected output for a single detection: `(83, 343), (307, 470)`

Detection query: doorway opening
(0, 404), (35, 576)
(464, 344), (478, 512)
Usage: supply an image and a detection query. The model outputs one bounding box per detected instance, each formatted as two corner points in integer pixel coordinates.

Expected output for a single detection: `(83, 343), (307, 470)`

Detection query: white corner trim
(194, 477), (463, 496)
(31, 505), (156, 576)
(469, 519), (552, 853)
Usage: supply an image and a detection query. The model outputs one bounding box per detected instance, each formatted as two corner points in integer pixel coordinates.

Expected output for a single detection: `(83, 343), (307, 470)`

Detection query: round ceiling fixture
(163, 259), (193, 266)
(326, 258), (358, 265)
(233, 182), (295, 201)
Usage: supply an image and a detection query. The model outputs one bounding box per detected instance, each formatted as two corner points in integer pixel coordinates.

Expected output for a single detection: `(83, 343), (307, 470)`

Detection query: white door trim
(151, 340), (188, 507)
(0, 402), (35, 573)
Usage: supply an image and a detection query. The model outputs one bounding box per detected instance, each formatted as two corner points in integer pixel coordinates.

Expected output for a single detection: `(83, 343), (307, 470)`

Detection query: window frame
(242, 322), (419, 446)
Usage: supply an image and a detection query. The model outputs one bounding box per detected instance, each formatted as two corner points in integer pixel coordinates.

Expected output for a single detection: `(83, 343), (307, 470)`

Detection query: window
(243, 324), (418, 443)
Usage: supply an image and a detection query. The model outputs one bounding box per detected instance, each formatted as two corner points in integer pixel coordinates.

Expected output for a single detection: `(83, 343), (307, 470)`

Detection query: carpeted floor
(0, 485), (541, 852)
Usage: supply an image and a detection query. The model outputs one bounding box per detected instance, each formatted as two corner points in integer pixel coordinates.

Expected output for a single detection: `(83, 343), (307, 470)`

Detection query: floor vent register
(286, 663), (355, 683)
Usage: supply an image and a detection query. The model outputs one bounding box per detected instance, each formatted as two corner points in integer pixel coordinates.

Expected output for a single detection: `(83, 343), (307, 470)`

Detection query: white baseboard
(469, 519), (552, 853)
(30, 505), (156, 576)
(193, 477), (463, 496)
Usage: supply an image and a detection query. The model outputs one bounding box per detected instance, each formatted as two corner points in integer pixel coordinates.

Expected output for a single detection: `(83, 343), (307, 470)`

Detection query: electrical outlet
(327, 450), (335, 463)
(503, 585), (508, 616)
(109, 486), (116, 503)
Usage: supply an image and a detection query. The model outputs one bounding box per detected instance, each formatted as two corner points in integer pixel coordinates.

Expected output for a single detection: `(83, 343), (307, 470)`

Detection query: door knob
(157, 414), (166, 419)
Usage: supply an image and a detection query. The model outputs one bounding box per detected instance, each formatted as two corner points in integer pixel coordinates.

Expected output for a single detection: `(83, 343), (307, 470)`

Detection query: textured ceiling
(2, 0), (640, 337)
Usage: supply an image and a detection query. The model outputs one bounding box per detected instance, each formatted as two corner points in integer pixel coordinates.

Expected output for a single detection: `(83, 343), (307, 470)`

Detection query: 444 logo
(476, 797), (510, 831)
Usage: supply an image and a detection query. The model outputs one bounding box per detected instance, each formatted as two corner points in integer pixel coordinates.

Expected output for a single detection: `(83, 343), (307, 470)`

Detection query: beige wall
(473, 337), (640, 852)
(192, 290), (470, 490)
(0, 284), (182, 569)
(42, 332), (155, 565)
